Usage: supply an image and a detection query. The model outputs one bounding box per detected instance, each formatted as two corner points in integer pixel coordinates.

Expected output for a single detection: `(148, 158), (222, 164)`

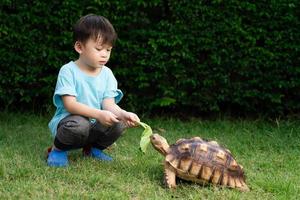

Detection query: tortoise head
(150, 133), (170, 156)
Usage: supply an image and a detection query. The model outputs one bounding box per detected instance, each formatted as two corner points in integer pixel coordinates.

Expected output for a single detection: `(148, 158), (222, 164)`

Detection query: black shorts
(54, 115), (125, 151)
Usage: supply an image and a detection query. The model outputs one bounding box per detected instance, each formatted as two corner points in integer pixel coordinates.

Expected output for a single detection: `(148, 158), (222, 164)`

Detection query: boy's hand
(121, 111), (140, 128)
(96, 110), (120, 127)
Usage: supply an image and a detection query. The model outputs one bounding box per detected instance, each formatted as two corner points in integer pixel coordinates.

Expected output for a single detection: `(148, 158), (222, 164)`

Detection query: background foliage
(1, 0), (299, 116)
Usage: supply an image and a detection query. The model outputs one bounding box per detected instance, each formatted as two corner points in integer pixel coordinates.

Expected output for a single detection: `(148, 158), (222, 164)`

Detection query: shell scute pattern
(167, 138), (247, 190)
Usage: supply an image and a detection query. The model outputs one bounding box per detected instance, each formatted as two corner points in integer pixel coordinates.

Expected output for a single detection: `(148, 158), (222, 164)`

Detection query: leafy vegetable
(138, 122), (153, 153)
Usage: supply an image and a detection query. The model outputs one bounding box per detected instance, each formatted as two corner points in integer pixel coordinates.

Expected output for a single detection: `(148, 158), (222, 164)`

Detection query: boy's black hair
(73, 14), (117, 46)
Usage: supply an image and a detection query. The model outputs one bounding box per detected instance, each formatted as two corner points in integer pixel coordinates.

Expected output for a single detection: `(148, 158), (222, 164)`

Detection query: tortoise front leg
(164, 161), (176, 188)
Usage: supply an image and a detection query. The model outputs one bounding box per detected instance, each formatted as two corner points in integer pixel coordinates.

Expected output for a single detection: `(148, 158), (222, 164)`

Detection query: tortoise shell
(165, 137), (248, 190)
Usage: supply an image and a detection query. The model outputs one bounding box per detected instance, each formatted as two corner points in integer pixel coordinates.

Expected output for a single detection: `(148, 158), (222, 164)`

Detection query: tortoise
(150, 133), (249, 192)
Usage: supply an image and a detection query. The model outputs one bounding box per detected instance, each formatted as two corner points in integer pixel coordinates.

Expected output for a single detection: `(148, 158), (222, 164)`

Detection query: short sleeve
(103, 69), (123, 103)
(53, 67), (77, 107)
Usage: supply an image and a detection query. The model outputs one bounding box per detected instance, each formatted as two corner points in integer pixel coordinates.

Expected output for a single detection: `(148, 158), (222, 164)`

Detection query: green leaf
(138, 121), (153, 153)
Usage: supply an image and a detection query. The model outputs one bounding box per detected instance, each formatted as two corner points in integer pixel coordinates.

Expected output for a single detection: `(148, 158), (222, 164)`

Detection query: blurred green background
(1, 0), (299, 117)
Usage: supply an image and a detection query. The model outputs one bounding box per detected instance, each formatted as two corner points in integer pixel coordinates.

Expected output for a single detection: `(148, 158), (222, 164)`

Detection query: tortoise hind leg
(164, 162), (176, 188)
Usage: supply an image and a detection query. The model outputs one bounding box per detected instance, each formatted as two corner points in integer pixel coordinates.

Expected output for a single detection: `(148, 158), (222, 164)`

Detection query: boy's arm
(62, 95), (119, 127)
(102, 98), (140, 127)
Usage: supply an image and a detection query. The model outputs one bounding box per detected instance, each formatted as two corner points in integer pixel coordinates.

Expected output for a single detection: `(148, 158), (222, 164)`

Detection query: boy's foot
(83, 146), (113, 161)
(47, 148), (69, 167)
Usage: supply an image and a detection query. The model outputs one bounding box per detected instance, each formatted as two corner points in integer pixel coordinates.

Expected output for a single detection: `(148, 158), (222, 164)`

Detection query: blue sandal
(83, 147), (113, 161)
(47, 149), (69, 167)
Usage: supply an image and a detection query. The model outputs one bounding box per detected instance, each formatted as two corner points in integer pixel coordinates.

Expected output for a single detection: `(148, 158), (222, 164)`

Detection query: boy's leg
(48, 115), (90, 167)
(83, 122), (125, 161)
(54, 115), (91, 150)
(87, 122), (126, 150)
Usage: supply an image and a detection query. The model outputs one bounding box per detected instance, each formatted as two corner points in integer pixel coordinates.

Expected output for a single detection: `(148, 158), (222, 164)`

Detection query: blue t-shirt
(48, 61), (123, 137)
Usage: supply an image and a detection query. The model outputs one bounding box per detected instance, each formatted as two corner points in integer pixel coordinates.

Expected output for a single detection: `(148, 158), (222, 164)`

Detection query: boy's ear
(74, 41), (83, 54)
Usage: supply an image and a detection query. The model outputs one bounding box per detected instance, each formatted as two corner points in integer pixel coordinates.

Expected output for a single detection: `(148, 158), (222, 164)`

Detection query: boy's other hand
(97, 110), (120, 127)
(122, 111), (140, 128)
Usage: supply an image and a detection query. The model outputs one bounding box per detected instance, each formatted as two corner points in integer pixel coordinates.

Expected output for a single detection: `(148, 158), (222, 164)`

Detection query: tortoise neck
(153, 144), (170, 156)
(160, 144), (170, 156)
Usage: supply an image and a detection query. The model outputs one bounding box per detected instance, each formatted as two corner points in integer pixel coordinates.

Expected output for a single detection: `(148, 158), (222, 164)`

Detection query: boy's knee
(110, 122), (126, 136)
(61, 116), (89, 135)
(55, 115), (91, 149)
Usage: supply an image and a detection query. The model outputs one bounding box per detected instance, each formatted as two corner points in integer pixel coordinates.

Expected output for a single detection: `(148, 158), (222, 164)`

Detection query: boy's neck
(75, 59), (102, 76)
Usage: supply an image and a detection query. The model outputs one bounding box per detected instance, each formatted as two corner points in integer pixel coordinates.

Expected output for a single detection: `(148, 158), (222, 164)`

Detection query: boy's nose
(100, 53), (108, 58)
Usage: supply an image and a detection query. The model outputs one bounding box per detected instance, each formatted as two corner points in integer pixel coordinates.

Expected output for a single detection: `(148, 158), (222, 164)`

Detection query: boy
(47, 14), (140, 167)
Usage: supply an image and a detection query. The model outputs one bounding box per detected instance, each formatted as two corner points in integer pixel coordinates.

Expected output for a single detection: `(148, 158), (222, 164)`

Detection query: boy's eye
(95, 47), (112, 52)
(95, 46), (112, 52)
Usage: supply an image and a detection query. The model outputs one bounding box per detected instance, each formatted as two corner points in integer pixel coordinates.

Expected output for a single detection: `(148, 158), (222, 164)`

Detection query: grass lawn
(0, 112), (299, 199)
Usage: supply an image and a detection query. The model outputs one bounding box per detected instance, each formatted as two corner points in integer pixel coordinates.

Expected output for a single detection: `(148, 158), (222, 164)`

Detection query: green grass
(0, 112), (299, 200)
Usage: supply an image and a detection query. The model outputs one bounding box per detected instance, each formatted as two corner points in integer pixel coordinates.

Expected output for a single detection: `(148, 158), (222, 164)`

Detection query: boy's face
(76, 37), (112, 69)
